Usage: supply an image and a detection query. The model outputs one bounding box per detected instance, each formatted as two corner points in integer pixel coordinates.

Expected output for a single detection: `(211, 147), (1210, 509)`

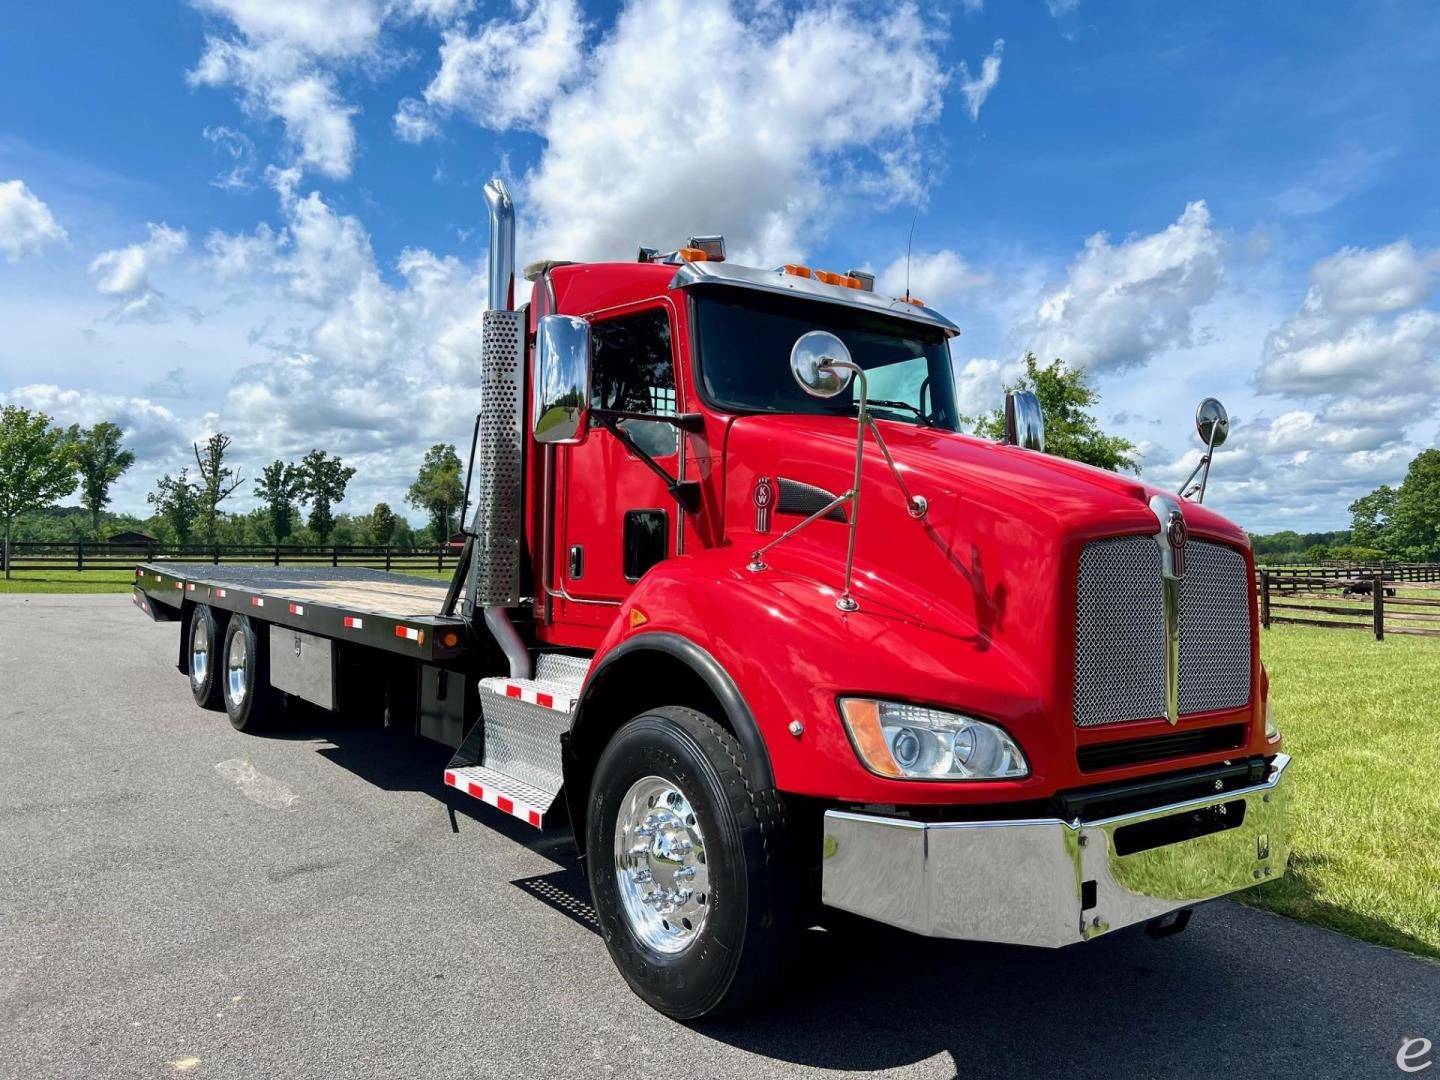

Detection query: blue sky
(2, 0), (1437, 532)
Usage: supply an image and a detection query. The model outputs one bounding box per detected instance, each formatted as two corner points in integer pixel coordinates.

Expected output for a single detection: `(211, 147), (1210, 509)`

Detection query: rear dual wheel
(221, 613), (280, 733)
(188, 606), (224, 710)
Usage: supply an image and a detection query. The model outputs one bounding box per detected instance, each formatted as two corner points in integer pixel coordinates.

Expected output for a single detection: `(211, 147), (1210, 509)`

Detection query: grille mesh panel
(1179, 541), (1252, 714)
(1074, 535), (1251, 727)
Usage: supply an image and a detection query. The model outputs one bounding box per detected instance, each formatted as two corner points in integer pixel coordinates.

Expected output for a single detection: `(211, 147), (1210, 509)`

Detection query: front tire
(221, 614), (279, 732)
(586, 706), (797, 1020)
(188, 606), (224, 710)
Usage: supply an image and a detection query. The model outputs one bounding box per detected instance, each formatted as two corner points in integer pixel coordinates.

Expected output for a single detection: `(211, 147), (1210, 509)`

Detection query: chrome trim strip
(668, 260), (962, 337)
(1149, 493), (1185, 726)
(822, 755), (1290, 948)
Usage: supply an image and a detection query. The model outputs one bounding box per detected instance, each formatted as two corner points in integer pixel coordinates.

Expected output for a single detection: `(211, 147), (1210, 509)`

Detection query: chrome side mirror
(533, 315), (592, 445)
(1004, 390), (1045, 451)
(1196, 397), (1229, 448)
(1180, 396), (1229, 502)
(790, 331), (854, 398)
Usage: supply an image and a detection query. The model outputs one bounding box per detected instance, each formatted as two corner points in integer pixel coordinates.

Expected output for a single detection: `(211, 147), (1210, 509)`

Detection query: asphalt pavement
(1, 594), (1436, 1079)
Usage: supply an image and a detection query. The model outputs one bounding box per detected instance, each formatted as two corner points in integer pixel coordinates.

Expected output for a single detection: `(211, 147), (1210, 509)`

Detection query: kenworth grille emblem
(753, 476), (774, 534)
(1149, 494), (1187, 725)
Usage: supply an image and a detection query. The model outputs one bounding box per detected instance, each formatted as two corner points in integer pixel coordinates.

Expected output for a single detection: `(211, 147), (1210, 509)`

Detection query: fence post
(274, 544), (280, 567)
(1260, 570), (1271, 629)
(1373, 574), (1384, 641)
(332, 545), (339, 568)
(77, 540), (84, 572)
(437, 546), (444, 573)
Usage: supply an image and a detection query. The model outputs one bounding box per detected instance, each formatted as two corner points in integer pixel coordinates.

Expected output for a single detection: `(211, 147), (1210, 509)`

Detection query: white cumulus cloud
(1018, 200), (1223, 373)
(89, 223), (190, 322)
(0, 180), (68, 262)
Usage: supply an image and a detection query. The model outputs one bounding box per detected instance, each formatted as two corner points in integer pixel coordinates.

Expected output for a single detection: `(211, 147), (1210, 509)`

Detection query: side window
(591, 309), (677, 457)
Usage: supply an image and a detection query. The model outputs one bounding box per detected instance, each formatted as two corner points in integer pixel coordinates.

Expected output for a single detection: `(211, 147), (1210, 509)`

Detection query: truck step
(534, 652), (591, 691)
(478, 675), (579, 712)
(444, 764), (557, 829)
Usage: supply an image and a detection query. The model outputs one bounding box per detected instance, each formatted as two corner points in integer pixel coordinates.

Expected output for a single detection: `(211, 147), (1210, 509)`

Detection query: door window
(591, 308), (678, 457)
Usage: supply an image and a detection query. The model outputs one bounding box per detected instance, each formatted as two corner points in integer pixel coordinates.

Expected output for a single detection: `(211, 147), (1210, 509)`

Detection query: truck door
(556, 302), (682, 618)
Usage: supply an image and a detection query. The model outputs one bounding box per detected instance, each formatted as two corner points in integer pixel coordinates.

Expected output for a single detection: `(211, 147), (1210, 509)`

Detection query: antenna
(904, 203), (920, 301)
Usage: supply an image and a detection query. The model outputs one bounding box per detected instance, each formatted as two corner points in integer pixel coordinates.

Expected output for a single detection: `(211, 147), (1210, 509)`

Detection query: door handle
(568, 545), (584, 579)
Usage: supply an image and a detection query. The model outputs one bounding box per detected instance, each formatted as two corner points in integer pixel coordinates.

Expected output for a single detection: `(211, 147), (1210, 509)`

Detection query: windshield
(690, 288), (961, 431)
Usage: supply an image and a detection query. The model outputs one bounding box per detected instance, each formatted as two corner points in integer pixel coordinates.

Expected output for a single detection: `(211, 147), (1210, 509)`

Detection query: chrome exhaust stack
(466, 177), (531, 680)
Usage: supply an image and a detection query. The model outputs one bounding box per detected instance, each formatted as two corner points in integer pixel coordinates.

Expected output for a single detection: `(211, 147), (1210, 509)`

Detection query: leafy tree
(405, 443), (464, 542)
(253, 459), (305, 544)
(193, 433), (244, 547)
(298, 449), (356, 544)
(1348, 485), (1398, 551)
(66, 421), (135, 538)
(370, 501), (398, 545)
(148, 469), (202, 547)
(0, 406), (78, 578)
(976, 353), (1139, 473)
(1387, 448), (1440, 561)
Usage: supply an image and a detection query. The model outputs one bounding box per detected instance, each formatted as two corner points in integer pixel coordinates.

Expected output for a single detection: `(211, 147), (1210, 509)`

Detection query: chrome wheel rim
(190, 617), (209, 687)
(226, 632), (248, 707)
(614, 775), (710, 954)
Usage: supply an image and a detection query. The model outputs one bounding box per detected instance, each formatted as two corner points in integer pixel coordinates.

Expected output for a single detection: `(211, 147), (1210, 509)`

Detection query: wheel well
(563, 647), (743, 857)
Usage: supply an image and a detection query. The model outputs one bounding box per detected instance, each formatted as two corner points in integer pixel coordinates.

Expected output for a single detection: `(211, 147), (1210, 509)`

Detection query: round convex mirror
(790, 331), (854, 399)
(1196, 397), (1229, 448)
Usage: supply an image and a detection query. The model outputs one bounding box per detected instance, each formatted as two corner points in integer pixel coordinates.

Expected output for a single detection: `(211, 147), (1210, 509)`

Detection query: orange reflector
(901, 295), (926, 307)
(441, 631), (459, 648)
(677, 247), (708, 262)
(814, 269), (846, 286)
(629, 607), (649, 629)
(781, 263), (811, 278)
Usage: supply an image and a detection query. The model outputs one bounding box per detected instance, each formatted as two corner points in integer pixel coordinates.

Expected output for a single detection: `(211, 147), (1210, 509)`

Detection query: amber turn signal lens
(781, 263), (812, 278)
(441, 631), (460, 648)
(838, 699), (903, 778)
(677, 247), (708, 262)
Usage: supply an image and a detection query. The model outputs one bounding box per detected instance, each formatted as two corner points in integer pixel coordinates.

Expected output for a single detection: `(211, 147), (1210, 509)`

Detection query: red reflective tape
(506, 684), (521, 699)
(289, 603), (304, 615)
(468, 782), (484, 798)
(536, 692), (554, 708)
(444, 770), (455, 786)
(186, 583), (196, 591)
(174, 581), (183, 589)
(496, 796), (514, 815)
(251, 597), (264, 607)
(528, 810), (541, 827)
(215, 588), (227, 597)
(344, 616), (363, 629)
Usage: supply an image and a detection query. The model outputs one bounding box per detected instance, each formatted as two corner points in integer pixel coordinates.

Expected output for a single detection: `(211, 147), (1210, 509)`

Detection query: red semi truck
(132, 179), (1289, 1019)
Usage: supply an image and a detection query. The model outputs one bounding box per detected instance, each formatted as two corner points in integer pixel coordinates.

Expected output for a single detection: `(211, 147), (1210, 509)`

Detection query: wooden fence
(1256, 561), (1440, 586)
(0, 541), (461, 574)
(1258, 570), (1440, 640)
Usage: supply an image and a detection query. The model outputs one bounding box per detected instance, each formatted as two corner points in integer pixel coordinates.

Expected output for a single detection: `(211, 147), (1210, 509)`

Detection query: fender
(569, 630), (775, 789)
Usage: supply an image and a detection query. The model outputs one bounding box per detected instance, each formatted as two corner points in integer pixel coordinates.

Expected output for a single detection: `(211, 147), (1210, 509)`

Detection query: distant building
(106, 530), (160, 554)
(446, 531), (468, 550)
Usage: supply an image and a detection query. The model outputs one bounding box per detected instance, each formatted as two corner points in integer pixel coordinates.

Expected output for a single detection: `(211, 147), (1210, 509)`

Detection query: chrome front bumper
(821, 753), (1290, 948)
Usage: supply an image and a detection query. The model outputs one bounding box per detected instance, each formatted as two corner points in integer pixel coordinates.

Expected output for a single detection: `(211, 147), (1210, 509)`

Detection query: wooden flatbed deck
(133, 563), (473, 663)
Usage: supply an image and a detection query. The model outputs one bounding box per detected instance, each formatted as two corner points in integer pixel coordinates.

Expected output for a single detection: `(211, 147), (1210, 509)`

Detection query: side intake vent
(467, 308), (526, 609)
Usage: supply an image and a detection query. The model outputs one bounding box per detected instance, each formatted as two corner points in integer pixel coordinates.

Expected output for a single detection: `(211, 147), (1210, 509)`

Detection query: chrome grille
(1074, 535), (1250, 727)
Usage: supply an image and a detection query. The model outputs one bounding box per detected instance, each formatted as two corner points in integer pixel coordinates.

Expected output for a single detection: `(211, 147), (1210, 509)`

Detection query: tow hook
(1144, 908), (1193, 939)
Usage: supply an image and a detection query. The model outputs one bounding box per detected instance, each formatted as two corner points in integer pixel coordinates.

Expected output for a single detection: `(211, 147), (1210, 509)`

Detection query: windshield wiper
(846, 398), (932, 425)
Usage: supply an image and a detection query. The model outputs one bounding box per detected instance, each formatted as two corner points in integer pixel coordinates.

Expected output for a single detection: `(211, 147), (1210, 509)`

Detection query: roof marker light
(779, 263), (812, 278)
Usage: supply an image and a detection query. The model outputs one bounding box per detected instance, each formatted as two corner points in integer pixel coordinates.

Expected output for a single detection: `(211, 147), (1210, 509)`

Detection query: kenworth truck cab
(132, 179), (1289, 1019)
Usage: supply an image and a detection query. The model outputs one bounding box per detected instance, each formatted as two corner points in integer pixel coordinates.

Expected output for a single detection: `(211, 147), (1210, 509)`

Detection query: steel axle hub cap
(614, 776), (710, 954)
(227, 632), (248, 706)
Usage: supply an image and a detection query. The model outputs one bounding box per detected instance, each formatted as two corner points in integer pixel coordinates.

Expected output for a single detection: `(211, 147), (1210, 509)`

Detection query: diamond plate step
(534, 652), (591, 693)
(444, 764), (557, 829)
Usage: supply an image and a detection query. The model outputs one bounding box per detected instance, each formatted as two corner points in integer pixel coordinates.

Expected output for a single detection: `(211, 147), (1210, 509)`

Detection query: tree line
(0, 405), (470, 573)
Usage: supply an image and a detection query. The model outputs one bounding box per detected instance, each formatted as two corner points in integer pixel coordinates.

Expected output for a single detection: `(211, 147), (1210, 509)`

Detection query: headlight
(839, 699), (1028, 780)
(1265, 699), (1280, 742)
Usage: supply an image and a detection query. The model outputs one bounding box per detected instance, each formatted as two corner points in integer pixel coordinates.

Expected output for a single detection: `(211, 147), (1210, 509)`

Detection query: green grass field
(4, 569), (1437, 958)
(0, 567), (451, 593)
(1245, 624), (1440, 959)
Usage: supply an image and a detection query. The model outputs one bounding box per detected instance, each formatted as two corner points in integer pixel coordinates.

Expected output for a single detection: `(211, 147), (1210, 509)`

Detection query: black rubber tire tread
(188, 605), (224, 711)
(585, 705), (798, 1020)
(221, 614), (279, 733)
